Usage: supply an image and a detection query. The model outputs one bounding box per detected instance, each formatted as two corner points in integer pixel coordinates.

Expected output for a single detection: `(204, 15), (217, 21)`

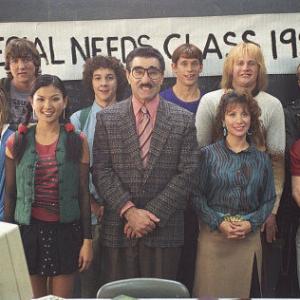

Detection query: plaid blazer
(92, 97), (199, 247)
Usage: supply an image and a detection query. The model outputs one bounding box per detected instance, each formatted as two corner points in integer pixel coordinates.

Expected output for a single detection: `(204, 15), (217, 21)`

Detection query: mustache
(140, 83), (153, 89)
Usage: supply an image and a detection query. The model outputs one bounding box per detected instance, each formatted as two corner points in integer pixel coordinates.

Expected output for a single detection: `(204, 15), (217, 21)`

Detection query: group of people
(0, 36), (298, 299)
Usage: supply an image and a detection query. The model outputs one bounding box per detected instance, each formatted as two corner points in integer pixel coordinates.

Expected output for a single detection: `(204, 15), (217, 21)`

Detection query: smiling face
(232, 55), (259, 92)
(172, 57), (202, 87)
(224, 103), (251, 140)
(10, 56), (36, 87)
(32, 85), (67, 125)
(92, 67), (117, 107)
(126, 56), (164, 103)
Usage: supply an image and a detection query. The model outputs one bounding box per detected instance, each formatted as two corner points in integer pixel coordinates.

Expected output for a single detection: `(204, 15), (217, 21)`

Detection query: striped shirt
(192, 139), (276, 231)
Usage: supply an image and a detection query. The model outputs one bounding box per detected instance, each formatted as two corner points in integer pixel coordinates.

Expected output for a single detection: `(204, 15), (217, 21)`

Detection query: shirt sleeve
(264, 98), (285, 215)
(70, 110), (81, 131)
(243, 155), (276, 231)
(291, 139), (300, 176)
(5, 134), (16, 159)
(192, 147), (223, 230)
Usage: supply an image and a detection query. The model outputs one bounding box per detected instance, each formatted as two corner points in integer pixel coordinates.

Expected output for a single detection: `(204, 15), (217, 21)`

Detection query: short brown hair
(172, 43), (203, 65)
(214, 90), (264, 146)
(82, 55), (127, 103)
(221, 42), (267, 92)
(5, 38), (41, 79)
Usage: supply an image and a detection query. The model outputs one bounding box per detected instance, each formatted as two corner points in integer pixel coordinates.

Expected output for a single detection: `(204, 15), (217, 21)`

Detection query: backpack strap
(79, 105), (92, 130)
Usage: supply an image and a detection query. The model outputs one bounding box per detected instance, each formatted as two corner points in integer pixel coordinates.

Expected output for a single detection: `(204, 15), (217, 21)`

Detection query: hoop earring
(223, 126), (227, 137)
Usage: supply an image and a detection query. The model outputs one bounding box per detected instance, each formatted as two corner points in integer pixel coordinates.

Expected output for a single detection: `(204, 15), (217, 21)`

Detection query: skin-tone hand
(261, 214), (277, 243)
(124, 207), (160, 238)
(78, 239), (93, 272)
(219, 220), (251, 239)
(124, 223), (138, 239)
(90, 195), (104, 222)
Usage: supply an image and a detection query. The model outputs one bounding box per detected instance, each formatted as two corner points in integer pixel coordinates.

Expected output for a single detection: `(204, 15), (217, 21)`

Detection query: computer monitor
(0, 221), (33, 300)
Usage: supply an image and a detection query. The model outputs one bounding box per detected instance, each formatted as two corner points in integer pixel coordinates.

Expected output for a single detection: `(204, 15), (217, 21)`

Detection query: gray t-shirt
(8, 84), (31, 129)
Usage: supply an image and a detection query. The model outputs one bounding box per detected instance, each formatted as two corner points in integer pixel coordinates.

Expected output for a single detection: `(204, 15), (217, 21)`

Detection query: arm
(92, 112), (132, 212)
(265, 101), (285, 214)
(195, 92), (216, 147)
(144, 116), (199, 227)
(4, 157), (17, 223)
(291, 140), (300, 208)
(263, 100), (285, 242)
(4, 135), (17, 223)
(191, 148), (223, 230)
(78, 136), (92, 272)
(243, 157), (276, 232)
(292, 176), (300, 207)
(70, 110), (81, 131)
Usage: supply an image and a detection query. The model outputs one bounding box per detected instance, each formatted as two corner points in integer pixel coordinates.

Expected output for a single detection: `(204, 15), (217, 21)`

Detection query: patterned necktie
(137, 106), (153, 167)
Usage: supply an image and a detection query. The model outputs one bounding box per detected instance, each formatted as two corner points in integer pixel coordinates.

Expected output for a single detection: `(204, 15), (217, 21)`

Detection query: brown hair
(5, 38), (41, 79)
(82, 55), (127, 103)
(221, 42), (267, 93)
(0, 89), (8, 129)
(214, 90), (265, 146)
(172, 43), (203, 65)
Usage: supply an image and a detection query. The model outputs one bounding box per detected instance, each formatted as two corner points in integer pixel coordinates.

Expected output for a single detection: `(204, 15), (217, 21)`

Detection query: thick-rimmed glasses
(131, 66), (162, 80)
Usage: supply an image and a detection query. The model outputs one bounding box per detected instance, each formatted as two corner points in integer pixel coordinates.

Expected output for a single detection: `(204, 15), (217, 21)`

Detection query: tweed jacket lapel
(119, 98), (144, 171)
(144, 98), (172, 181)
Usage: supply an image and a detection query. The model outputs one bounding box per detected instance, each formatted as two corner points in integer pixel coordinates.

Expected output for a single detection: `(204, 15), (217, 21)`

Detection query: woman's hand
(219, 220), (251, 239)
(78, 239), (93, 272)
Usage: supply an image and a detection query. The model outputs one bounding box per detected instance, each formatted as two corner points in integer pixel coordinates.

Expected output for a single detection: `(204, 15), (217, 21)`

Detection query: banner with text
(0, 12), (299, 79)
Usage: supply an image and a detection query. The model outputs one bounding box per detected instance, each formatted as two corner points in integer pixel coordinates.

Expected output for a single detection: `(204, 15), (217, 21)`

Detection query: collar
(132, 95), (160, 119)
(220, 138), (256, 154)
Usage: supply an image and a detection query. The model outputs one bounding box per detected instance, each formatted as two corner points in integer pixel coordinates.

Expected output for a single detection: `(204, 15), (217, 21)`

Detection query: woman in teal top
(192, 91), (275, 298)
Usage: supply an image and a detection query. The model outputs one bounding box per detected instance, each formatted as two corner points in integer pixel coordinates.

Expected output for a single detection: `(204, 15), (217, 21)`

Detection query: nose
(43, 99), (52, 109)
(17, 59), (26, 69)
(141, 71), (151, 82)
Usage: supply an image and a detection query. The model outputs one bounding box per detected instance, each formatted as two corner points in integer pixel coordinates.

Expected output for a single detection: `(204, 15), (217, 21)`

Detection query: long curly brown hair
(214, 90), (265, 147)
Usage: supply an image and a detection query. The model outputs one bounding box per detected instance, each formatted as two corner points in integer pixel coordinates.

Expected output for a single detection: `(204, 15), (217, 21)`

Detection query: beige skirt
(193, 222), (262, 298)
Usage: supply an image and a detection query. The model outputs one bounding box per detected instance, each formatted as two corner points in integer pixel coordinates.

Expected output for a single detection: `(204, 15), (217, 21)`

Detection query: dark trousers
(100, 242), (181, 285)
(176, 203), (198, 293)
(261, 233), (282, 297)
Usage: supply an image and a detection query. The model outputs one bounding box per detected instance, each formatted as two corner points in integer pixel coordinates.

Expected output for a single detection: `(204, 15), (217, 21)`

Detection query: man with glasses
(0, 38), (41, 130)
(92, 46), (198, 282)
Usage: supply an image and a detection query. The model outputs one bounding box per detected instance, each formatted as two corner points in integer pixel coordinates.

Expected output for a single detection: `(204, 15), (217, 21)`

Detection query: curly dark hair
(5, 38), (41, 79)
(14, 74), (82, 164)
(82, 55), (127, 104)
(214, 90), (265, 146)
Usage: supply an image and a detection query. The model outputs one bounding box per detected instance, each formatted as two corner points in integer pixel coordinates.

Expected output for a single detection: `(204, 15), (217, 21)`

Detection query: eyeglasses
(131, 66), (162, 80)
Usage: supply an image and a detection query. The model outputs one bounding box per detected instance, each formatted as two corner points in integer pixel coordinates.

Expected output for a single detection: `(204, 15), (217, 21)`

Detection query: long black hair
(14, 74), (83, 163)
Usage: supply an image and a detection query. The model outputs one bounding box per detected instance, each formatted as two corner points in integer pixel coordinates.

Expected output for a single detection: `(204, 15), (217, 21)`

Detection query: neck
(35, 121), (60, 144)
(95, 97), (116, 108)
(231, 83), (256, 95)
(12, 78), (34, 92)
(173, 82), (200, 102)
(225, 135), (249, 153)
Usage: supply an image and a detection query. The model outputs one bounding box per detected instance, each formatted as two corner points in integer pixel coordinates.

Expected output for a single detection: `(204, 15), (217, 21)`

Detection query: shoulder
(200, 89), (223, 103)
(255, 91), (283, 108)
(160, 87), (173, 100)
(98, 98), (130, 118)
(70, 110), (81, 128)
(162, 98), (194, 123)
(0, 77), (10, 93)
